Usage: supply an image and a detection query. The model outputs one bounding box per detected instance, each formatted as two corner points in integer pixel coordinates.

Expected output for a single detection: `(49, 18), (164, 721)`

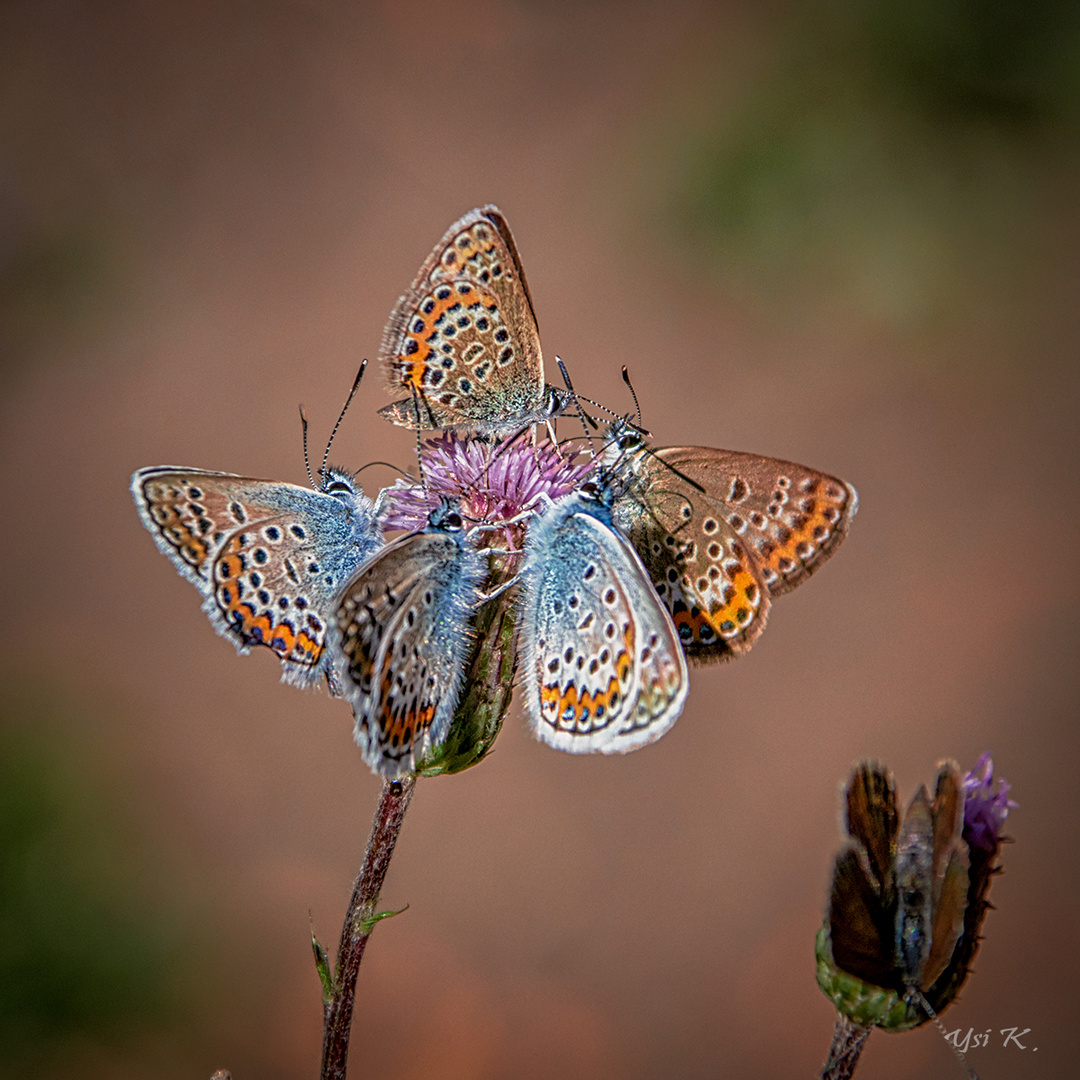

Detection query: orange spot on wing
(576, 675), (622, 723)
(148, 491), (209, 567)
(293, 630), (321, 662)
(380, 704), (435, 746)
(765, 481), (849, 577)
(557, 684), (579, 725)
(701, 561), (759, 638)
(269, 621), (295, 657)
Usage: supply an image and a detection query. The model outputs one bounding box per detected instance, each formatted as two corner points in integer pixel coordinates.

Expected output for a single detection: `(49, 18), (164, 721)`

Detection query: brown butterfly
(599, 420), (858, 663)
(829, 761), (971, 1001)
(378, 206), (571, 438)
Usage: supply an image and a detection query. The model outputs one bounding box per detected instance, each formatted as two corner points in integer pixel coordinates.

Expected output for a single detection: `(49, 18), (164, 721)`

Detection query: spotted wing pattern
(132, 466), (382, 689)
(605, 430), (857, 664)
(519, 491), (688, 753)
(378, 205), (566, 436)
(332, 509), (486, 777)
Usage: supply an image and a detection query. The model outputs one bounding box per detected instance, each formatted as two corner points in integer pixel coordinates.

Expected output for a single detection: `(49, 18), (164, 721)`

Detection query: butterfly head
(318, 465), (379, 532)
(427, 497), (466, 535)
(319, 465), (360, 499)
(575, 473), (623, 512)
(595, 416), (651, 480)
(542, 383), (574, 421)
(582, 418), (658, 508)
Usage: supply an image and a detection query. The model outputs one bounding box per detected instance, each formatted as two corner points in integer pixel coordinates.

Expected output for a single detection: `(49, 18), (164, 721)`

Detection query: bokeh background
(2, 2), (1078, 1077)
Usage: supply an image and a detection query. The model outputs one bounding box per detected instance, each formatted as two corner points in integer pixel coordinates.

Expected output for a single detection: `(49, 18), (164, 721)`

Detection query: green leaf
(310, 931), (335, 1002)
(359, 905), (408, 936)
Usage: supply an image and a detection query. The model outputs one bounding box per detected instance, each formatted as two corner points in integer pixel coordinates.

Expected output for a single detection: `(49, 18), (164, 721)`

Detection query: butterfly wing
(519, 494), (687, 754)
(827, 761), (903, 991)
(921, 762), (969, 990)
(378, 206), (553, 435)
(332, 527), (486, 777)
(132, 467), (381, 688)
(827, 845), (903, 992)
(844, 760), (899, 892)
(612, 445), (857, 663)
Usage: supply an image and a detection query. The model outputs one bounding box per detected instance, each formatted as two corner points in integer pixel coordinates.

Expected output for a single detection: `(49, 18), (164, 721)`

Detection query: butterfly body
(131, 466), (383, 690)
(600, 421), (858, 663)
(332, 501), (487, 777)
(518, 483), (688, 754)
(378, 205), (570, 437)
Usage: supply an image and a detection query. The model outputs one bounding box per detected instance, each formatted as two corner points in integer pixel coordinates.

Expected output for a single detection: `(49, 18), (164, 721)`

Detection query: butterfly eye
(444, 512), (463, 530)
(325, 480), (353, 499)
(580, 481), (599, 499)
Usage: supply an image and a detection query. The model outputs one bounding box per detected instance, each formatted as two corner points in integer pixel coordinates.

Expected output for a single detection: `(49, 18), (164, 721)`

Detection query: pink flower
(379, 432), (594, 550)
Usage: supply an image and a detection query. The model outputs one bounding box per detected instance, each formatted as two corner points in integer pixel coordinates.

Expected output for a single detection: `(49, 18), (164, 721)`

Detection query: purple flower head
(380, 432), (594, 550)
(962, 752), (1017, 856)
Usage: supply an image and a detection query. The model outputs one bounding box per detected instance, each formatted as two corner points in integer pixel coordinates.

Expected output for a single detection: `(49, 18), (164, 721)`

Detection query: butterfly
(131, 465), (382, 691)
(378, 205), (572, 439)
(599, 420), (858, 663)
(331, 499), (488, 777)
(826, 761), (971, 1008)
(517, 480), (688, 753)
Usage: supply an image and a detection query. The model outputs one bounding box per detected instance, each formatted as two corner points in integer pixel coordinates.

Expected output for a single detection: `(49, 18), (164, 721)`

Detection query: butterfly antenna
(909, 990), (980, 1080)
(556, 356), (598, 450)
(640, 443), (705, 494)
(408, 383), (429, 490)
(558, 385), (631, 432)
(621, 365), (643, 428)
(602, 407), (704, 497)
(354, 459), (415, 482)
(319, 360), (368, 485)
(299, 405), (317, 489)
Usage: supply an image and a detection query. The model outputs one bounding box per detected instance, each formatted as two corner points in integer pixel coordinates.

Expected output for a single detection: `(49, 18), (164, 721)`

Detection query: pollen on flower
(379, 432), (594, 550)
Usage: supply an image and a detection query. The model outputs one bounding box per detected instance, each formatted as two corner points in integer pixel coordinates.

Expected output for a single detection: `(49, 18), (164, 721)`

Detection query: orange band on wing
(763, 478), (849, 578)
(395, 282), (499, 387)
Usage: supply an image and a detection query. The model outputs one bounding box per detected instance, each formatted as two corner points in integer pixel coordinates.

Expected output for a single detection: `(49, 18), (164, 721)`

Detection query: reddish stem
(820, 1013), (872, 1080)
(320, 777), (416, 1080)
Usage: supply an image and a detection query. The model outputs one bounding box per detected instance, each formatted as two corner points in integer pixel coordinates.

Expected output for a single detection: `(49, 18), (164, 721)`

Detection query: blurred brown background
(2, 2), (1077, 1078)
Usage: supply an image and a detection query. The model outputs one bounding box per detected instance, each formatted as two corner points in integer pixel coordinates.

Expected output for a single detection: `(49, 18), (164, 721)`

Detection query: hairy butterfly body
(132, 466), (382, 690)
(332, 500), (487, 777)
(518, 483), (688, 753)
(600, 421), (857, 663)
(378, 205), (570, 438)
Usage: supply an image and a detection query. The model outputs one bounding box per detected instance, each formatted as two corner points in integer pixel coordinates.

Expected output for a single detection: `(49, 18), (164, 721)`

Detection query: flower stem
(320, 776), (416, 1080)
(820, 1013), (872, 1080)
